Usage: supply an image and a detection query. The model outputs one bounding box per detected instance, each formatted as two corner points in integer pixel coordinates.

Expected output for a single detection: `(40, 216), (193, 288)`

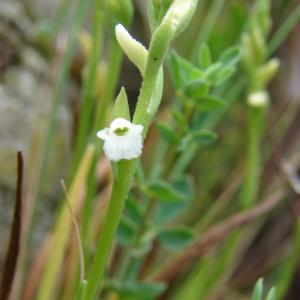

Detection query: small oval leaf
(196, 95), (225, 111)
(116, 217), (136, 246)
(198, 43), (212, 69)
(219, 46), (242, 67)
(184, 79), (209, 99)
(147, 180), (185, 202)
(157, 227), (194, 251)
(157, 122), (177, 143)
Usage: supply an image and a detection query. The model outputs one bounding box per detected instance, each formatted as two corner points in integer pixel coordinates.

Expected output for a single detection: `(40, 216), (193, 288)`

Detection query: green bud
(111, 87), (131, 121)
(254, 58), (280, 89)
(242, 33), (255, 74)
(161, 0), (198, 37)
(148, 0), (173, 32)
(247, 90), (269, 108)
(251, 27), (267, 64)
(250, 0), (272, 38)
(115, 24), (148, 75)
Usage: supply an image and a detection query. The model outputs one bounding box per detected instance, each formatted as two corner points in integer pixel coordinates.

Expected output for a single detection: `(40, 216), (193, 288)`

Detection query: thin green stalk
(118, 196), (156, 281)
(170, 77), (245, 179)
(240, 104), (266, 209)
(80, 40), (123, 265)
(9, 2), (91, 299)
(37, 0), (91, 202)
(85, 14), (181, 300)
(49, 0), (72, 38)
(73, 0), (104, 172)
(76, 280), (87, 300)
(268, 4), (300, 56)
(276, 220), (300, 299)
(85, 159), (138, 299)
(191, 0), (226, 61)
(162, 100), (194, 178)
(84, 2), (199, 298)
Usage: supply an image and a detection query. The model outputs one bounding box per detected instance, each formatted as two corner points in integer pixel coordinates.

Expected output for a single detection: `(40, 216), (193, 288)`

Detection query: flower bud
(255, 58), (280, 87)
(247, 90), (269, 108)
(115, 24), (148, 75)
(161, 0), (198, 36)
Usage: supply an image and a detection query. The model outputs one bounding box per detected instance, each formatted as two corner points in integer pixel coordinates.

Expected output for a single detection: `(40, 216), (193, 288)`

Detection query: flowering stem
(240, 103), (267, 209)
(80, 40), (123, 265)
(85, 1), (199, 298)
(85, 160), (138, 300)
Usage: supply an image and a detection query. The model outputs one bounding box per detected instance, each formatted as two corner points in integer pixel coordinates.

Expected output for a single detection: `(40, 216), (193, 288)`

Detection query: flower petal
(96, 128), (109, 140)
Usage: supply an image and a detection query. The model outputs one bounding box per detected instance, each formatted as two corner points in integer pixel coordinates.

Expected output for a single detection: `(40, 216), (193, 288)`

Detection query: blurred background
(0, 0), (300, 299)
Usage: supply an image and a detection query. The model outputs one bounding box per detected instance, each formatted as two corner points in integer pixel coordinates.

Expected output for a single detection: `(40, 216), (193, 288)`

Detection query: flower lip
(96, 117), (144, 162)
(114, 127), (129, 136)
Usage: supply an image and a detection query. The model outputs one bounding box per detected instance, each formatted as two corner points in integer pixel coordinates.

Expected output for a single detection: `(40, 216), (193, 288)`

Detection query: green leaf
(265, 287), (276, 300)
(205, 63), (236, 86)
(131, 282), (166, 300)
(132, 229), (156, 257)
(204, 62), (222, 81)
(178, 129), (217, 152)
(147, 180), (186, 202)
(198, 43), (212, 69)
(157, 227), (194, 251)
(116, 217), (136, 246)
(192, 129), (217, 145)
(219, 46), (241, 67)
(108, 280), (166, 300)
(196, 95), (225, 111)
(125, 195), (143, 225)
(111, 87), (130, 121)
(154, 177), (194, 224)
(183, 79), (210, 99)
(157, 122), (177, 143)
(252, 278), (264, 300)
(214, 66), (236, 85)
(169, 52), (203, 89)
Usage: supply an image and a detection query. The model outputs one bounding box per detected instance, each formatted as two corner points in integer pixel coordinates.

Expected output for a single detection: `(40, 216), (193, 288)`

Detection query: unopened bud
(247, 90), (269, 108)
(115, 24), (148, 75)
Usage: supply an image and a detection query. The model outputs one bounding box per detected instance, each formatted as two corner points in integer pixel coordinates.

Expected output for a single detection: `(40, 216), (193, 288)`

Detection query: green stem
(85, 159), (138, 300)
(268, 4), (300, 56)
(240, 104), (266, 209)
(170, 77), (245, 179)
(162, 100), (194, 178)
(276, 220), (300, 299)
(80, 40), (123, 264)
(76, 280), (87, 300)
(85, 18), (176, 300)
(38, 0), (91, 198)
(84, 2), (199, 298)
(118, 196), (156, 281)
(191, 0), (226, 61)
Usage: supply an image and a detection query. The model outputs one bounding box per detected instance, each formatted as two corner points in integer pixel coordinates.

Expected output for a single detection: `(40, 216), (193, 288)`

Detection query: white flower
(247, 91), (269, 108)
(97, 118), (144, 162)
